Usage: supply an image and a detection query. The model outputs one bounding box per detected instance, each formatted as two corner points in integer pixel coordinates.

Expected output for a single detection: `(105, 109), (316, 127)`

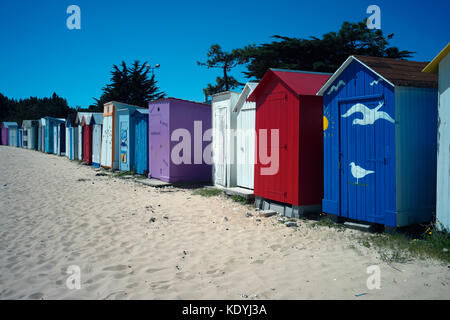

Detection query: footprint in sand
(150, 281), (170, 290)
(29, 292), (45, 300)
(85, 282), (103, 292)
(113, 273), (129, 279)
(145, 268), (165, 274)
(126, 282), (140, 289)
(270, 244), (282, 251)
(102, 265), (129, 272)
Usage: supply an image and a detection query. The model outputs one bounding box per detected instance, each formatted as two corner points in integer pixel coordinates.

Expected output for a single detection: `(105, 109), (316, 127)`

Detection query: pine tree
(93, 60), (165, 110)
(241, 21), (414, 80)
(198, 45), (246, 99)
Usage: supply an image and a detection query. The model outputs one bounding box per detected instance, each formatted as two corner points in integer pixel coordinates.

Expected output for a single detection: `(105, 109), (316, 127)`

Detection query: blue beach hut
(44, 117), (65, 154)
(38, 119), (43, 151)
(317, 55), (438, 230)
(117, 108), (148, 172)
(18, 129), (23, 148)
(134, 109), (149, 175)
(7, 122), (19, 147)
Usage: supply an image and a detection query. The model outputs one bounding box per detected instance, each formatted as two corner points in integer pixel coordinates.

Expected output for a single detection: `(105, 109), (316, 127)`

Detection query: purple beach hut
(148, 98), (212, 183)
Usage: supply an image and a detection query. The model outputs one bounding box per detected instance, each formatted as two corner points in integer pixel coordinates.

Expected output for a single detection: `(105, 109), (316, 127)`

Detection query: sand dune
(0, 146), (448, 300)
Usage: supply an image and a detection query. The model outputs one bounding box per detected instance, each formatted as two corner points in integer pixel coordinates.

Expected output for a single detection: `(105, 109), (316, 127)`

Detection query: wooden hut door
(119, 118), (130, 171)
(213, 106), (227, 186)
(92, 125), (101, 164)
(101, 116), (113, 167)
(237, 108), (255, 189)
(54, 126), (59, 155)
(69, 129), (73, 159)
(339, 99), (383, 223)
(257, 93), (288, 203)
(150, 115), (162, 179)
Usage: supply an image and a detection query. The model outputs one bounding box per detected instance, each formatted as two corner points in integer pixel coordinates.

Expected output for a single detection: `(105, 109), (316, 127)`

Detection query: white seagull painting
(349, 162), (375, 184)
(369, 78), (383, 86)
(341, 101), (395, 126)
(327, 80), (346, 95)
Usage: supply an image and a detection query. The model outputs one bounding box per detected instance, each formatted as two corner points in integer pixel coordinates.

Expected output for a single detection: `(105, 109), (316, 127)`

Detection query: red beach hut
(81, 113), (103, 165)
(82, 116), (93, 164)
(248, 69), (330, 217)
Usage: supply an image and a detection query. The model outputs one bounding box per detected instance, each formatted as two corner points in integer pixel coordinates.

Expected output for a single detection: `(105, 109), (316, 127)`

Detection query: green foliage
(192, 188), (223, 197)
(0, 92), (71, 124)
(357, 229), (450, 263)
(113, 170), (136, 178)
(198, 44), (246, 99)
(241, 21), (414, 80)
(92, 60), (165, 110)
(312, 217), (345, 230)
(231, 195), (248, 205)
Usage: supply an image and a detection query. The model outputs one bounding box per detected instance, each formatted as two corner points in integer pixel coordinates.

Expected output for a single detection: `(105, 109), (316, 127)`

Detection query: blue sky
(0, 0), (448, 108)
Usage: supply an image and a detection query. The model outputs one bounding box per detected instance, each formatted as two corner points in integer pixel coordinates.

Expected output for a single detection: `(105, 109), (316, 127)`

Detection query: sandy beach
(0, 145), (448, 300)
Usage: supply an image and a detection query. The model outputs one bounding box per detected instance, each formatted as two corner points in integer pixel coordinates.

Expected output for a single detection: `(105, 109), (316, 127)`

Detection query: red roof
(248, 69), (331, 102)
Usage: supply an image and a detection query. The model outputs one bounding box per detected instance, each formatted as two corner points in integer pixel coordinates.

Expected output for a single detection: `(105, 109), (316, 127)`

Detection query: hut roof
(248, 69), (331, 102)
(1, 122), (18, 128)
(317, 55), (438, 96)
(423, 43), (450, 74)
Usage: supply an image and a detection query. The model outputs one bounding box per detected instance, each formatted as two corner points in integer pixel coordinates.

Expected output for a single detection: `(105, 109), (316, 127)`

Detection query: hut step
(344, 221), (371, 232)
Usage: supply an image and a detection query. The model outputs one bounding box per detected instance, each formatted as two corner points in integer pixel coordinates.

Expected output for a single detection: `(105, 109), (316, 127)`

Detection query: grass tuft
(311, 217), (345, 231)
(231, 195), (248, 205)
(113, 170), (137, 178)
(356, 228), (450, 263)
(192, 188), (223, 197)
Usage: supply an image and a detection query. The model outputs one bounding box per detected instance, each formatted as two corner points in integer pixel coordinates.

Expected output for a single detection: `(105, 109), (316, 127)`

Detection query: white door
(101, 116), (113, 168)
(213, 106), (227, 186)
(10, 129), (16, 146)
(78, 126), (83, 160)
(92, 125), (102, 164)
(237, 108), (255, 189)
(65, 128), (70, 157)
(54, 126), (58, 155)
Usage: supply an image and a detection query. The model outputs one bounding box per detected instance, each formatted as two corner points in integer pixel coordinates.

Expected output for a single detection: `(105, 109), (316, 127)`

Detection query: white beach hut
(92, 119), (103, 168)
(233, 82), (258, 190)
(76, 113), (90, 160)
(212, 91), (240, 188)
(423, 43), (450, 232)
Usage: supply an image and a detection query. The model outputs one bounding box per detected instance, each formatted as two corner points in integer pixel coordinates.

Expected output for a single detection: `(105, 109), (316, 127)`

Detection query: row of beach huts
(1, 47), (449, 232)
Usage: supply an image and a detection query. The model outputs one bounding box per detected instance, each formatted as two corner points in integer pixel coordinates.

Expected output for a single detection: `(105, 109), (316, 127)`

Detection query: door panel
(119, 119), (129, 171)
(257, 93), (287, 203)
(213, 107), (227, 186)
(92, 125), (101, 164)
(339, 99), (387, 222)
(101, 116), (113, 167)
(237, 109), (255, 189)
(150, 115), (164, 179)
